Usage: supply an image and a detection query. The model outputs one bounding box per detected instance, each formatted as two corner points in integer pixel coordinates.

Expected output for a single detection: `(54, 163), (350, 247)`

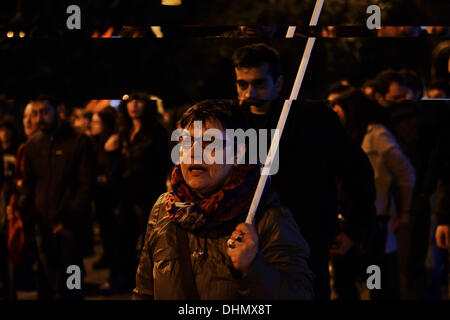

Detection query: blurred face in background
(90, 113), (103, 136)
(376, 81), (409, 108)
(31, 100), (56, 132)
(23, 103), (38, 138)
(71, 108), (91, 134)
(0, 127), (12, 150)
(126, 100), (145, 119)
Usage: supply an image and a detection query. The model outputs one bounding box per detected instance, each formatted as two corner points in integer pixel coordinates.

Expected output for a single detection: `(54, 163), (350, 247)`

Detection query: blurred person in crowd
(426, 27), (450, 37)
(232, 43), (376, 299)
(71, 106), (92, 136)
(361, 79), (377, 100)
(374, 70), (440, 298)
(400, 69), (424, 100)
(373, 69), (410, 107)
(425, 79), (449, 99)
(327, 80), (353, 102)
(0, 116), (20, 238)
(332, 89), (415, 299)
(102, 93), (169, 293)
(431, 41), (450, 82)
(431, 101), (450, 299)
(4, 103), (40, 298)
(0, 116), (19, 299)
(133, 100), (314, 300)
(17, 97), (95, 299)
(90, 107), (119, 271)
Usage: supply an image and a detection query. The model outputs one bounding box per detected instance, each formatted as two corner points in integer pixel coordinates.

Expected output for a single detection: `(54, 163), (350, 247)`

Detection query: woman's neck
(130, 118), (142, 141)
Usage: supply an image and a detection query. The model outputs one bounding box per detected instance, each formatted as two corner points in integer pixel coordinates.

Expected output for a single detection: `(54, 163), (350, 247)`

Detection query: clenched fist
(226, 223), (259, 276)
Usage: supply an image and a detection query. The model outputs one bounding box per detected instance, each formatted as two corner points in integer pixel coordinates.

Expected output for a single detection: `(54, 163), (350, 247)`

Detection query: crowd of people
(0, 42), (449, 300)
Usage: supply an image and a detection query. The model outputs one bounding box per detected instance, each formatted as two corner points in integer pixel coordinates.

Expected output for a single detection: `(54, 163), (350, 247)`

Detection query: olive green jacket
(133, 190), (314, 300)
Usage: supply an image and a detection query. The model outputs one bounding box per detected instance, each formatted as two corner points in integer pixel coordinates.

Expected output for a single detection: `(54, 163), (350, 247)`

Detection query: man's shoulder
(24, 131), (46, 150)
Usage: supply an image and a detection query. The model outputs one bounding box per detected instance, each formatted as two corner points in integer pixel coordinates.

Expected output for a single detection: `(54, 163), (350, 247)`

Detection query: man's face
(31, 101), (56, 132)
(376, 81), (409, 108)
(180, 119), (234, 198)
(235, 63), (282, 114)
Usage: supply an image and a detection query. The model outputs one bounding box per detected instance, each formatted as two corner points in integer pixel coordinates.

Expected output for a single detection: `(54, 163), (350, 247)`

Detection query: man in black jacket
(18, 98), (95, 299)
(232, 43), (377, 299)
(373, 71), (440, 299)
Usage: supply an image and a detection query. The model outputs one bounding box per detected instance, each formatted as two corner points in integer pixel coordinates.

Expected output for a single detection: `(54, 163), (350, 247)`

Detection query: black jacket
(382, 101), (439, 197)
(19, 121), (95, 233)
(242, 100), (377, 260)
(118, 125), (169, 209)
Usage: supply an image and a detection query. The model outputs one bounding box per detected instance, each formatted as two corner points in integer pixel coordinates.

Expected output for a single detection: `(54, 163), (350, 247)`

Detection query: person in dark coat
(232, 43), (377, 299)
(104, 93), (170, 293)
(373, 70), (440, 299)
(18, 98), (95, 299)
(133, 100), (314, 300)
(90, 106), (119, 270)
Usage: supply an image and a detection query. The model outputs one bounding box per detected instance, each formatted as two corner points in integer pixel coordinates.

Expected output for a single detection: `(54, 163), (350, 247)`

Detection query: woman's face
(179, 119), (234, 198)
(23, 103), (38, 138)
(90, 113), (103, 136)
(126, 100), (145, 119)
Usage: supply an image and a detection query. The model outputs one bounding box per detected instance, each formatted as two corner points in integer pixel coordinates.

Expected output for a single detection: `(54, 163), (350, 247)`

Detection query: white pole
(246, 0), (325, 224)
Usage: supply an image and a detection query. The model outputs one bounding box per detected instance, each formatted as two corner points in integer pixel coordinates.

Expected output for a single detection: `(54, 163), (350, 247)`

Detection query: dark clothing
(114, 124), (170, 288)
(242, 100), (377, 299)
(435, 102), (450, 226)
(19, 122), (95, 233)
(119, 125), (169, 210)
(133, 190), (314, 300)
(92, 134), (119, 266)
(18, 121), (95, 299)
(380, 101), (439, 299)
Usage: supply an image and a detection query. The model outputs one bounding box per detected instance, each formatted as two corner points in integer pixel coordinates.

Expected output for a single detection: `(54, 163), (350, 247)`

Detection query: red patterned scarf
(166, 164), (260, 230)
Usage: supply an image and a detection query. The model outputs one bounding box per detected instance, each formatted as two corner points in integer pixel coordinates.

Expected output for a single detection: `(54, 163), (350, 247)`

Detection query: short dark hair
(178, 100), (244, 131)
(233, 43), (281, 81)
(373, 69), (405, 96)
(335, 88), (382, 145)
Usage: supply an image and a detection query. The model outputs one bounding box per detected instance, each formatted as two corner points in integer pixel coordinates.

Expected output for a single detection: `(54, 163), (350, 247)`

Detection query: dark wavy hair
(334, 88), (382, 145)
(118, 92), (162, 141)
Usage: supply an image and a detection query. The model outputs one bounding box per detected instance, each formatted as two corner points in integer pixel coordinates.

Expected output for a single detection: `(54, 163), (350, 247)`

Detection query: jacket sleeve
(326, 109), (377, 246)
(237, 207), (314, 300)
(133, 193), (167, 299)
(62, 134), (95, 231)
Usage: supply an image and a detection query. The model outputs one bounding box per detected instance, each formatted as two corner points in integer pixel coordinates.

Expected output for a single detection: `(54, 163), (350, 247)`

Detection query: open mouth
(188, 165), (207, 173)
